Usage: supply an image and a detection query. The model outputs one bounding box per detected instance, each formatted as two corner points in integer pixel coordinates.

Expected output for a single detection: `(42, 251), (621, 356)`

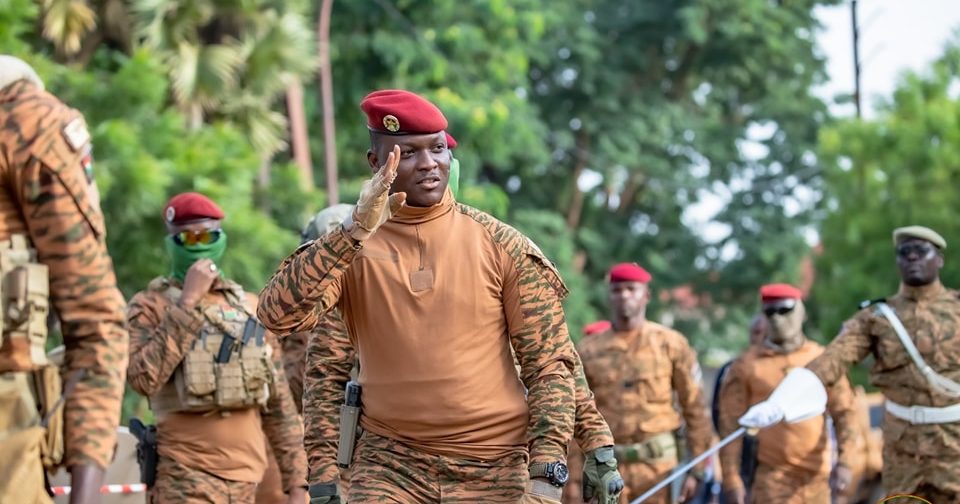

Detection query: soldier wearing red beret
(257, 89), (592, 503)
(125, 192), (307, 504)
(576, 263), (712, 503)
(717, 284), (858, 504)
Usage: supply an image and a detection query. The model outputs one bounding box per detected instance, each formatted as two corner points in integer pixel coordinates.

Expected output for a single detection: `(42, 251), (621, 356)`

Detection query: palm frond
(41, 0), (96, 55)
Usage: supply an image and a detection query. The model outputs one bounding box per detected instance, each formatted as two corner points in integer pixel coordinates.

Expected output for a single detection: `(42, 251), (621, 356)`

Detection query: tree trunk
(318, 0), (339, 205)
(286, 79), (314, 190)
(565, 132), (590, 230)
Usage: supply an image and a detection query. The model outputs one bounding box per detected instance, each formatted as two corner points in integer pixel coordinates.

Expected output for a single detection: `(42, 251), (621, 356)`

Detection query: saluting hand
(179, 259), (219, 309)
(346, 145), (406, 241)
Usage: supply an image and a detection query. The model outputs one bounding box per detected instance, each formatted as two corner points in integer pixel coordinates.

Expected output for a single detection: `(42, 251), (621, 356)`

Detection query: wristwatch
(528, 461), (570, 487)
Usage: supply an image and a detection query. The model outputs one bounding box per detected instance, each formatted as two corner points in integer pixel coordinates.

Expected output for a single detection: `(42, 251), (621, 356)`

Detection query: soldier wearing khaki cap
(738, 225), (960, 502)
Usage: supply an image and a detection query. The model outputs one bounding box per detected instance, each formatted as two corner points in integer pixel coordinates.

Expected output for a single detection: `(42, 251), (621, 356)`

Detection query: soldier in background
(0, 55), (129, 504)
(740, 226), (960, 502)
(126, 192), (307, 504)
(718, 284), (858, 504)
(578, 262), (712, 503)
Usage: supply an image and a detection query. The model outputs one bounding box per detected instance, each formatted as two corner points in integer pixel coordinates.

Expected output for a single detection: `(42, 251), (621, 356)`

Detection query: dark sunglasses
(172, 228), (223, 246)
(896, 243), (937, 260)
(762, 298), (797, 317)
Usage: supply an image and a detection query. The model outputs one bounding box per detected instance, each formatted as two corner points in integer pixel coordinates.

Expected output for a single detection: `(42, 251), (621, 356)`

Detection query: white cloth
(738, 368), (827, 428)
(0, 55), (44, 91)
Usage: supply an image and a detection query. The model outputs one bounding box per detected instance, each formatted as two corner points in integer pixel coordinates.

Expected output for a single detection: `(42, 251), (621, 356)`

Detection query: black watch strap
(308, 483), (338, 498)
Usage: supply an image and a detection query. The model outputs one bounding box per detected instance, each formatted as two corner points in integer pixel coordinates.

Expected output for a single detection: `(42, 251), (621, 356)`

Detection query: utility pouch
(336, 380), (362, 469)
(130, 418), (158, 487)
(33, 364), (64, 470)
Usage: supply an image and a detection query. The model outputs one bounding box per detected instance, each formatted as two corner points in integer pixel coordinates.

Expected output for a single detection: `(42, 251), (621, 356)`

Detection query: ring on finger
(209, 263), (218, 272)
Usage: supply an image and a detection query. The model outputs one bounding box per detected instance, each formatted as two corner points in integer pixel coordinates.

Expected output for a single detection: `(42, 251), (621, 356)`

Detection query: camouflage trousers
(749, 464), (829, 504)
(618, 458), (675, 504)
(149, 455), (257, 504)
(347, 430), (528, 503)
(882, 447), (960, 499)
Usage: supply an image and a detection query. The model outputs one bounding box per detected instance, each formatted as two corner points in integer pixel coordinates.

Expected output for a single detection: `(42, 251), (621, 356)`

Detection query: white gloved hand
(738, 401), (785, 428)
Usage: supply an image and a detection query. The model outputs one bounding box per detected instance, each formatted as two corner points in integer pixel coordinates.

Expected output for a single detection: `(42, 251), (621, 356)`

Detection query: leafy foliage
(815, 36), (960, 340)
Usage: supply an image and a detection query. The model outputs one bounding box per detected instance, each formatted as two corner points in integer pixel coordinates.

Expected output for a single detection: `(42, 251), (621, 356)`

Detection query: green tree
(815, 36), (960, 341)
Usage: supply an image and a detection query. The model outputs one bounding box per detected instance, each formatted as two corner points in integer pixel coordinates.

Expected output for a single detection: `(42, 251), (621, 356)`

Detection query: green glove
(449, 157), (461, 199)
(582, 446), (624, 504)
(308, 482), (342, 504)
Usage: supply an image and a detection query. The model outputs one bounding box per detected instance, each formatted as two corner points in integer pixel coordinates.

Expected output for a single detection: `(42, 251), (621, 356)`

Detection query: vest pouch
(0, 236), (50, 371)
(240, 343), (272, 399)
(179, 344), (216, 406)
(215, 359), (248, 408)
(33, 364), (64, 470)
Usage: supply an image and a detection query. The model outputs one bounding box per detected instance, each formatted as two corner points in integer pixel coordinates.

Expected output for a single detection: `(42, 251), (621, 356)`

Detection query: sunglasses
(762, 299), (797, 317)
(896, 243), (937, 260)
(173, 228), (223, 246)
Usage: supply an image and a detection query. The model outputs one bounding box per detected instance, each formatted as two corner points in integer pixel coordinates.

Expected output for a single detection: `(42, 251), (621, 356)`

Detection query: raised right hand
(178, 258), (219, 309)
(346, 145), (407, 241)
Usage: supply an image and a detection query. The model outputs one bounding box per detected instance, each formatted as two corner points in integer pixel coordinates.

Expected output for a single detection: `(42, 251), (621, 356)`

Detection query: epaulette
(858, 298), (886, 310)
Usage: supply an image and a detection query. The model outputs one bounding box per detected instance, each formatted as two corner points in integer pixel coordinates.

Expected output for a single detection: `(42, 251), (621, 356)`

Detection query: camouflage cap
(893, 225), (946, 250)
(0, 55), (44, 92)
(301, 204), (354, 243)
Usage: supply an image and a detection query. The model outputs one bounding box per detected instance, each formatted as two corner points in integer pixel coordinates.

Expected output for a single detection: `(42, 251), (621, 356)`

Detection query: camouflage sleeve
(261, 328), (308, 492)
(303, 309), (355, 484)
(671, 335), (712, 463)
(257, 228), (358, 336)
(717, 359), (748, 493)
(825, 374), (859, 469)
(572, 351), (614, 453)
(15, 101), (129, 469)
(808, 311), (873, 387)
(126, 291), (204, 396)
(501, 239), (576, 465)
(281, 331), (309, 411)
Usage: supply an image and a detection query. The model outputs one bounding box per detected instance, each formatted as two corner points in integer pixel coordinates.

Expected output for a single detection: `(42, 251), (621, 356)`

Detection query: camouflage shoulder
(648, 321), (690, 346)
(455, 203), (568, 298)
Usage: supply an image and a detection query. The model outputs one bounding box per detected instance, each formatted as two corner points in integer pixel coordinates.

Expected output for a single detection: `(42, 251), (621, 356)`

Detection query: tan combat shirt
(259, 189), (578, 465)
(718, 340), (858, 492)
(577, 322), (712, 461)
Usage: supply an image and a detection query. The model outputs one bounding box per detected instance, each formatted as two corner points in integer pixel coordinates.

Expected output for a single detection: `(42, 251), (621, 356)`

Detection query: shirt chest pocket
(623, 364), (672, 406)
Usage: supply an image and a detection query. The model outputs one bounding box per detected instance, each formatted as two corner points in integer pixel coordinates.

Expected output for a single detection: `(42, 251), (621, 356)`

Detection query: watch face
(553, 462), (569, 485)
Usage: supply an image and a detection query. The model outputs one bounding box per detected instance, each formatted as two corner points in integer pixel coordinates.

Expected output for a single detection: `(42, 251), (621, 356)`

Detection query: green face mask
(165, 231), (228, 282)
(449, 157), (461, 199)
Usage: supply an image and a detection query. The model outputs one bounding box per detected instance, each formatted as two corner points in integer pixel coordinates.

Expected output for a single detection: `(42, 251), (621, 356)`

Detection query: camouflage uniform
(577, 323), (712, 504)
(808, 281), (960, 500)
(258, 199), (578, 503)
(718, 340), (858, 504)
(127, 278), (307, 503)
(0, 78), (128, 499)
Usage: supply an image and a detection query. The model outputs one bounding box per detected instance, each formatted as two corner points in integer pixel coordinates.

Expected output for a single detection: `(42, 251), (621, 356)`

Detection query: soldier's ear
(367, 150), (378, 173)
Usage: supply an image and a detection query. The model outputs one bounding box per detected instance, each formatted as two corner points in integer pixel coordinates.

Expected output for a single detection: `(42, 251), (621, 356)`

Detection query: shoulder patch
(62, 117), (90, 152)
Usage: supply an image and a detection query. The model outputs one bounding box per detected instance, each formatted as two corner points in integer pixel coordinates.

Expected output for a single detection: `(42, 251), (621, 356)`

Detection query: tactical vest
(0, 234), (50, 373)
(147, 277), (274, 416)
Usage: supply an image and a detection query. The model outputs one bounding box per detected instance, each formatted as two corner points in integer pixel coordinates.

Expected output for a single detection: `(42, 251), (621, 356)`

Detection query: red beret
(608, 262), (652, 284)
(164, 192), (224, 224)
(360, 89), (448, 135)
(759, 283), (803, 302)
(445, 131), (458, 149)
(583, 320), (612, 337)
